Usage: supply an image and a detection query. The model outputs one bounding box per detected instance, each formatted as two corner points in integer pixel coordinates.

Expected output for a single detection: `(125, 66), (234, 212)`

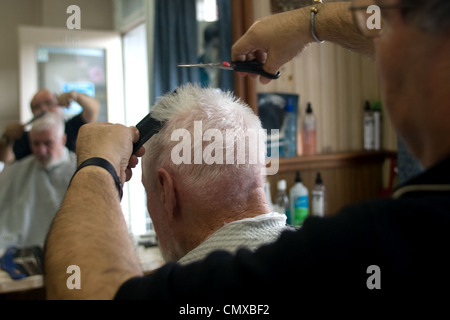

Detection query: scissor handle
(232, 60), (281, 80)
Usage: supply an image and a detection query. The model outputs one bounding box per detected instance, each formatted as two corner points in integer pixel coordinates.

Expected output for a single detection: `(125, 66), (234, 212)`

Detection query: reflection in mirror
(152, 0), (232, 104)
(197, 0), (219, 88)
(197, 17), (220, 88)
(37, 47), (108, 122)
(196, 0), (233, 90)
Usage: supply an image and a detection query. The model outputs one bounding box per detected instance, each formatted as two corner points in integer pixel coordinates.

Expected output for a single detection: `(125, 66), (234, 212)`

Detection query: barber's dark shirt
(13, 114), (85, 161)
(115, 156), (450, 311)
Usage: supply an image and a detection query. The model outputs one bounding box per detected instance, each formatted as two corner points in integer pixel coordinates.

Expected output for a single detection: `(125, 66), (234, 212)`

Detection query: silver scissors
(178, 60), (281, 80)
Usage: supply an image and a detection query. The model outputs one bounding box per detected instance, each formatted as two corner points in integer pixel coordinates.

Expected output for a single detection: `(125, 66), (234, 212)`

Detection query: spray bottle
(302, 102), (317, 155)
(372, 101), (382, 150)
(312, 172), (326, 217)
(273, 179), (291, 225)
(363, 101), (375, 150)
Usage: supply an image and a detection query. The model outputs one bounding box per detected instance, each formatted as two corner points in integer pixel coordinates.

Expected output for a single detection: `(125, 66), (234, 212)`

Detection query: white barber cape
(178, 212), (292, 265)
(0, 148), (76, 249)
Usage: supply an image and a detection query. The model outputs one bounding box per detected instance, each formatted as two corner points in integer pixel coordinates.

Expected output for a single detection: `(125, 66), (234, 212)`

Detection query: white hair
(30, 112), (65, 138)
(143, 84), (267, 207)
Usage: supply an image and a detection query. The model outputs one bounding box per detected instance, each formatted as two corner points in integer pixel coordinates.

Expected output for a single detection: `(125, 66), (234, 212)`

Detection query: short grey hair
(30, 112), (65, 138)
(143, 84), (267, 206)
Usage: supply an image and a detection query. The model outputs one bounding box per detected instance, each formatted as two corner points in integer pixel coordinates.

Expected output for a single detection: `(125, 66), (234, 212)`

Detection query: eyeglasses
(349, 0), (414, 38)
(31, 100), (58, 111)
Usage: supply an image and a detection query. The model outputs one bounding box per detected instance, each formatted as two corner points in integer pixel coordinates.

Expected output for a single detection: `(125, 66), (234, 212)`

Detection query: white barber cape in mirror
(0, 148), (77, 249)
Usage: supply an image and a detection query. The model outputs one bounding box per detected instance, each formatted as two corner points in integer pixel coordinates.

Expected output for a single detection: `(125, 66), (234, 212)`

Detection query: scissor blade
(177, 63), (233, 70)
(25, 111), (46, 126)
(178, 63), (219, 68)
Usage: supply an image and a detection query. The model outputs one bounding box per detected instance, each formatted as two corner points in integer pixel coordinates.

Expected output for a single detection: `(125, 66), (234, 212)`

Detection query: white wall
(0, 0), (114, 133)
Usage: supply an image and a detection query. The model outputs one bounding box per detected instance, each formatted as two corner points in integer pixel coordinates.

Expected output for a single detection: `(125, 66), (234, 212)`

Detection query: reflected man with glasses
(0, 89), (100, 164)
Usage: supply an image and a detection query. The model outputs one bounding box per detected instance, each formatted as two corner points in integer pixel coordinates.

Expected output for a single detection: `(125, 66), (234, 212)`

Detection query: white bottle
(312, 172), (326, 217)
(372, 101), (382, 150)
(363, 101), (375, 150)
(273, 179), (291, 224)
(289, 171), (309, 226)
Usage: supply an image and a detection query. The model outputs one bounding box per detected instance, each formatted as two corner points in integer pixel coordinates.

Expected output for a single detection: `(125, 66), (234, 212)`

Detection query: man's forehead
(32, 90), (56, 103)
(30, 128), (57, 139)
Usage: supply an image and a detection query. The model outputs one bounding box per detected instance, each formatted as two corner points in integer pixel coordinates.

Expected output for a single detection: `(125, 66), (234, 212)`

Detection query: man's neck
(177, 187), (271, 260)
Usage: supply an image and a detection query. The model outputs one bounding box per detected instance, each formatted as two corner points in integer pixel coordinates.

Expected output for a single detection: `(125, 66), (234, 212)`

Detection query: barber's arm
(58, 91), (101, 123)
(44, 123), (144, 299)
(0, 121), (25, 163)
(232, 1), (374, 84)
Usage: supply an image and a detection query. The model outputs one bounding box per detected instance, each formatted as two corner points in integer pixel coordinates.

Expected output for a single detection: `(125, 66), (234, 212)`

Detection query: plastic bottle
(289, 171), (309, 226)
(363, 101), (375, 150)
(312, 172), (326, 217)
(372, 101), (382, 150)
(273, 179), (291, 225)
(282, 99), (297, 158)
(302, 102), (317, 155)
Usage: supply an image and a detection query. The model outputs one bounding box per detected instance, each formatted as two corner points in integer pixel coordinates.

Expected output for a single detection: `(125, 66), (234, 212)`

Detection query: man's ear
(62, 133), (67, 146)
(157, 168), (177, 220)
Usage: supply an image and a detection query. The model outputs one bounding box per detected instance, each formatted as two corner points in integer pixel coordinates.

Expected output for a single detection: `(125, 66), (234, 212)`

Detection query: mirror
(37, 46), (107, 121)
(18, 26), (124, 124)
(196, 0), (233, 91)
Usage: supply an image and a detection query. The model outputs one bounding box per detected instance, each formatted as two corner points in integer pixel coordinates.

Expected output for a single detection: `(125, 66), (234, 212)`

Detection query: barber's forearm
(77, 93), (101, 123)
(44, 167), (142, 299)
(316, 2), (374, 57)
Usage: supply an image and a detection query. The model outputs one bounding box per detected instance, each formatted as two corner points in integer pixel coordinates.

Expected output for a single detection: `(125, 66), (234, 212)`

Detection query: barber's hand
(4, 121), (25, 142)
(57, 91), (78, 108)
(76, 123), (145, 183)
(232, 8), (312, 84)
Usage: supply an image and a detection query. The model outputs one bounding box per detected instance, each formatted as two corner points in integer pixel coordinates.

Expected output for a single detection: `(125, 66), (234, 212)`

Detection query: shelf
(266, 149), (397, 216)
(271, 150), (397, 173)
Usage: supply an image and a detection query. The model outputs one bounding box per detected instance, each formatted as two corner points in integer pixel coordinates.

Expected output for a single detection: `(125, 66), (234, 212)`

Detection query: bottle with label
(363, 101), (375, 150)
(273, 179), (291, 225)
(312, 172), (326, 217)
(289, 171), (309, 226)
(282, 99), (297, 158)
(302, 102), (317, 155)
(372, 101), (382, 150)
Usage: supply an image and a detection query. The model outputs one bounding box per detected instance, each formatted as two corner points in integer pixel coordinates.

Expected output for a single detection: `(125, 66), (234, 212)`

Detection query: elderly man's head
(30, 89), (62, 116)
(142, 85), (270, 261)
(29, 113), (66, 167)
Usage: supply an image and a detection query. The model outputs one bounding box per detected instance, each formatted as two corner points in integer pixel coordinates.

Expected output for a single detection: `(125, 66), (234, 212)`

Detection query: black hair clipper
(133, 113), (166, 154)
